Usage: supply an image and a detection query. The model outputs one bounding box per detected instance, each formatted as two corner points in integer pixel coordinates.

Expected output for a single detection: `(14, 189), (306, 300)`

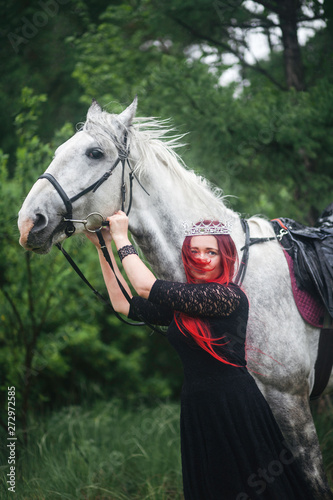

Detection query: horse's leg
(243, 233), (332, 497)
(259, 384), (333, 499)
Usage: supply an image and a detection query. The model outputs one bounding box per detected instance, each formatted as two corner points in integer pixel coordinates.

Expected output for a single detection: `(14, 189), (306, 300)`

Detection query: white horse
(18, 98), (333, 498)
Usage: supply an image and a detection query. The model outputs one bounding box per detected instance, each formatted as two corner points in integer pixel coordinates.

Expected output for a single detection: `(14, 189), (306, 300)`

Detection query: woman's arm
(148, 280), (244, 317)
(85, 229), (132, 316)
(107, 211), (156, 299)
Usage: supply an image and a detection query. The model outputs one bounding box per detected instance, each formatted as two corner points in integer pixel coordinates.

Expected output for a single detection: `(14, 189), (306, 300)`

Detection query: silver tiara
(183, 219), (233, 237)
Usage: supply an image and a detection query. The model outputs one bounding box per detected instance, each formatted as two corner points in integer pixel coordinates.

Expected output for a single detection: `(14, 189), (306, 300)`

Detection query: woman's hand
(85, 210), (129, 249)
(107, 211), (130, 249)
(85, 227), (112, 248)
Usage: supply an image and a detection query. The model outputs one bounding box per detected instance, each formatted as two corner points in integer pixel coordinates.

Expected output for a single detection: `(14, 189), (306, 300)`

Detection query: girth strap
(234, 219), (250, 286)
(310, 325), (333, 400)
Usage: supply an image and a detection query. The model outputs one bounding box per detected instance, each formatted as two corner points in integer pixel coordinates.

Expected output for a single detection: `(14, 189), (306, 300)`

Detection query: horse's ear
(87, 99), (102, 119)
(118, 96), (138, 128)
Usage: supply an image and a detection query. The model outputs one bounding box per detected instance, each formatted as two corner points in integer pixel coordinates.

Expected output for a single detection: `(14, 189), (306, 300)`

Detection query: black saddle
(271, 203), (333, 318)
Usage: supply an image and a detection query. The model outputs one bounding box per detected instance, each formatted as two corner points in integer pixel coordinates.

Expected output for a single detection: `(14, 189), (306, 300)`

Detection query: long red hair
(175, 224), (241, 366)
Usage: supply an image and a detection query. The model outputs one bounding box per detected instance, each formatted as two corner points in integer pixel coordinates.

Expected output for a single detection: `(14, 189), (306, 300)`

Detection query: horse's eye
(86, 149), (104, 159)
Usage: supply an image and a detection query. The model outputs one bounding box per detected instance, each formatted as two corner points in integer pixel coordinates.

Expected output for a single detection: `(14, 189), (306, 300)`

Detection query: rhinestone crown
(183, 219), (233, 237)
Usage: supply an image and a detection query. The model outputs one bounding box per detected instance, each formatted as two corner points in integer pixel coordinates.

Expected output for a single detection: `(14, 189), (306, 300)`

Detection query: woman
(86, 211), (312, 500)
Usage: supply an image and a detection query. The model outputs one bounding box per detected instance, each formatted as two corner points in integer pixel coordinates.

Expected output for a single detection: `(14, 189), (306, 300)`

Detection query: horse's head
(18, 98), (137, 253)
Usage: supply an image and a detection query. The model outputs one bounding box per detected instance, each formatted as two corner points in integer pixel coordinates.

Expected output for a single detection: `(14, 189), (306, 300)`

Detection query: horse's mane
(82, 111), (234, 217)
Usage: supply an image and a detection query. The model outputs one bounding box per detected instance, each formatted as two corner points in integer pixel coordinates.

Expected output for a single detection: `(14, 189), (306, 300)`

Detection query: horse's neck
(127, 151), (241, 281)
(128, 167), (189, 280)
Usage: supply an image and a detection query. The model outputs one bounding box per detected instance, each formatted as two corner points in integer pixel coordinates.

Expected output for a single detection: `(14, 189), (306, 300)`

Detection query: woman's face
(189, 235), (223, 282)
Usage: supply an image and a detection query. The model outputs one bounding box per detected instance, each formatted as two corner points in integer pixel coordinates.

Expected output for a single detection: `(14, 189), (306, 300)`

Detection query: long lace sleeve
(128, 296), (174, 326)
(148, 280), (243, 318)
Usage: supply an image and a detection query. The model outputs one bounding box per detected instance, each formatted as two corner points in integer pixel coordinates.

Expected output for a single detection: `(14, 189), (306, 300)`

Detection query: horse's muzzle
(18, 212), (56, 253)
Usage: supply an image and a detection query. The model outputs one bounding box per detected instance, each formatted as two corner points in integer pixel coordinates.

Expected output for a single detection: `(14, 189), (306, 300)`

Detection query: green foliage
(0, 89), (82, 424)
(220, 82), (333, 222)
(69, 3), (333, 223)
(0, 0), (90, 162)
(0, 0), (333, 443)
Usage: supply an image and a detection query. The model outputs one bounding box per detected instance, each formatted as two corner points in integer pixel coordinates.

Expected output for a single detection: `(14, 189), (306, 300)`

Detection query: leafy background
(0, 0), (333, 497)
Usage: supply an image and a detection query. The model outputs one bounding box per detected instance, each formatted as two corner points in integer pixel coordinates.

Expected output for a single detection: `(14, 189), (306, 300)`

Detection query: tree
(150, 0), (328, 91)
(69, 2), (333, 223)
(0, 0), (92, 167)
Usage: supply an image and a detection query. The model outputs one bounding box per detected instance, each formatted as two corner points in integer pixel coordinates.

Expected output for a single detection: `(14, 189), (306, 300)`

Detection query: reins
(94, 230), (167, 335)
(234, 219), (284, 286)
(55, 240), (142, 327)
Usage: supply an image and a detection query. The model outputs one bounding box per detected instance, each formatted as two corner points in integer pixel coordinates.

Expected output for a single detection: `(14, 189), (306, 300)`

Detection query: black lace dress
(129, 280), (312, 500)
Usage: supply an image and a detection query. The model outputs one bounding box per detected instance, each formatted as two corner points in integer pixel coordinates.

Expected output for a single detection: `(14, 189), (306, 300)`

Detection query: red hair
(175, 224), (241, 366)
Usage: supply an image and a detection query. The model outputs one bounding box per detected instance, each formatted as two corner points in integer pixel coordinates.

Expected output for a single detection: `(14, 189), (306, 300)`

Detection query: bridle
(37, 132), (166, 333)
(38, 131), (148, 236)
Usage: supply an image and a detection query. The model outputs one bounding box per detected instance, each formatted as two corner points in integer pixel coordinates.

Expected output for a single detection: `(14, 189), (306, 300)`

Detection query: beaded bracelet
(118, 244), (138, 263)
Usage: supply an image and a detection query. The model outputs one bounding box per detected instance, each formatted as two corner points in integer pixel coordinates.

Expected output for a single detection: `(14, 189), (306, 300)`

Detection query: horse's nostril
(31, 213), (48, 233)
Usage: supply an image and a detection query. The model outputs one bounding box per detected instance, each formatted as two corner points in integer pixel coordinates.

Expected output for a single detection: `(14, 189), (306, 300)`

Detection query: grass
(0, 400), (183, 500)
(1, 397), (333, 499)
